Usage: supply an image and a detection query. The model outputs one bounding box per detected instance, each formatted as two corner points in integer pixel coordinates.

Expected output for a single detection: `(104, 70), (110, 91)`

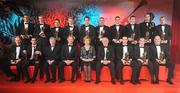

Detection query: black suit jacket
(134, 45), (150, 60)
(95, 25), (111, 44)
(16, 21), (34, 36)
(97, 45), (115, 63)
(26, 44), (41, 59)
(61, 45), (78, 61)
(43, 45), (61, 62)
(63, 25), (79, 45)
(139, 22), (156, 39)
(116, 44), (134, 61)
(150, 44), (170, 62)
(50, 27), (65, 45)
(79, 24), (96, 45)
(154, 24), (172, 40)
(10, 44), (26, 60)
(33, 23), (51, 39)
(110, 24), (125, 40)
(124, 23), (140, 40)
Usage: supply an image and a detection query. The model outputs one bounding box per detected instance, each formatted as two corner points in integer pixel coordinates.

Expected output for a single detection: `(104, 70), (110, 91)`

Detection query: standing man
(16, 15), (34, 47)
(155, 16), (172, 45)
(63, 16), (79, 45)
(50, 19), (64, 46)
(124, 16), (140, 45)
(79, 16), (96, 46)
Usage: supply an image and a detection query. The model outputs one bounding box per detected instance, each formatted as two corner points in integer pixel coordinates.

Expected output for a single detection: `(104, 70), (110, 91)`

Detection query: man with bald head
(150, 35), (175, 84)
(95, 37), (116, 84)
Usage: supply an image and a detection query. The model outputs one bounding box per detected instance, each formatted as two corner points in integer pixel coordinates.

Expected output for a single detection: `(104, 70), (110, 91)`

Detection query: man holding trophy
(134, 37), (154, 84)
(116, 36), (139, 84)
(150, 35), (175, 84)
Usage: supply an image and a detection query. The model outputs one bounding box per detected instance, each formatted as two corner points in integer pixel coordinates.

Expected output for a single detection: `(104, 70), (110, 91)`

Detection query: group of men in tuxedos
(7, 13), (174, 85)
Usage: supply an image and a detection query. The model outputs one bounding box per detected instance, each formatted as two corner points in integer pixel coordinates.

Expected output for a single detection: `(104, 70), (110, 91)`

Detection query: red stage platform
(0, 64), (179, 93)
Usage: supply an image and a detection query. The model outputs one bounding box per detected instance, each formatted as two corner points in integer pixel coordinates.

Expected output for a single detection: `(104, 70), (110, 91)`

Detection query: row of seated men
(9, 35), (175, 85)
(16, 13), (171, 49)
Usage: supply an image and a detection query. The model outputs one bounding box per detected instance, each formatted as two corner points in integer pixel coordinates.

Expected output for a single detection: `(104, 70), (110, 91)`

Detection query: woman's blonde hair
(83, 36), (91, 43)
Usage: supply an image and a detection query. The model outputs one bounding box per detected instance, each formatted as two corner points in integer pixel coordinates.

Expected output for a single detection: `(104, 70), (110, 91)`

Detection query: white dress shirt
(104, 47), (107, 60)
(156, 46), (161, 59)
(116, 25), (120, 32)
(123, 46), (128, 59)
(16, 46), (21, 59)
(140, 47), (144, 57)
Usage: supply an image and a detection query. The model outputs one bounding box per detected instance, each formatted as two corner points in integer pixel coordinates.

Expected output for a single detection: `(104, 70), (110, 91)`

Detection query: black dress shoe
(111, 80), (116, 84)
(58, 79), (65, 83)
(119, 80), (124, 85)
(166, 79), (174, 85)
(151, 80), (155, 84)
(24, 79), (31, 83)
(95, 81), (100, 84)
(136, 80), (141, 84)
(51, 79), (56, 83)
(45, 80), (50, 83)
(130, 80), (137, 85)
(71, 80), (76, 83)
(154, 80), (159, 84)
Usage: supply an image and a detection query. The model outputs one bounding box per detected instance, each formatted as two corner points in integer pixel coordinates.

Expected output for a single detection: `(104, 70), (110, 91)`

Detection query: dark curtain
(171, 0), (180, 64)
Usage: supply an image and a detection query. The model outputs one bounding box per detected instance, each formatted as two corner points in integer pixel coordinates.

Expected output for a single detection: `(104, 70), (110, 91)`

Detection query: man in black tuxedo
(34, 15), (51, 48)
(95, 37), (116, 84)
(150, 35), (175, 84)
(16, 15), (34, 47)
(134, 37), (154, 84)
(50, 19), (64, 46)
(124, 16), (140, 45)
(116, 36), (138, 84)
(43, 37), (61, 83)
(22, 38), (42, 83)
(79, 16), (96, 46)
(154, 16), (172, 45)
(95, 17), (111, 47)
(140, 13), (156, 45)
(9, 36), (26, 81)
(59, 35), (78, 83)
(63, 16), (79, 45)
(110, 16), (125, 44)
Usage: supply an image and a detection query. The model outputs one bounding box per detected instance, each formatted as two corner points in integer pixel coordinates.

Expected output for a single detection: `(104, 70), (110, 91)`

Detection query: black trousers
(136, 61), (154, 80)
(45, 62), (57, 81)
(58, 61), (78, 81)
(153, 61), (175, 80)
(96, 62), (115, 81)
(22, 61), (32, 80)
(116, 61), (139, 81)
(12, 62), (22, 80)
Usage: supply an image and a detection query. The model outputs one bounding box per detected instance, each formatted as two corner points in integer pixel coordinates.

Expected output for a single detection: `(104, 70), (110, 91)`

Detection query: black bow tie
(25, 23), (28, 24)
(156, 45), (160, 46)
(68, 45), (73, 47)
(123, 45), (127, 47)
(116, 25), (120, 26)
(140, 46), (144, 48)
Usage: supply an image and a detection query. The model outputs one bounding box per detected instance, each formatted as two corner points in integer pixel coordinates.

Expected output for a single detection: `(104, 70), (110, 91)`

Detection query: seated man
(23, 38), (42, 83)
(150, 35), (175, 84)
(95, 37), (116, 84)
(9, 36), (26, 81)
(59, 35), (78, 83)
(43, 37), (61, 83)
(116, 36), (139, 85)
(134, 37), (154, 84)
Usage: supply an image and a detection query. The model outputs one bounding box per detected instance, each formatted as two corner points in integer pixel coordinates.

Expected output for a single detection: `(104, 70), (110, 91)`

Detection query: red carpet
(0, 64), (180, 93)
